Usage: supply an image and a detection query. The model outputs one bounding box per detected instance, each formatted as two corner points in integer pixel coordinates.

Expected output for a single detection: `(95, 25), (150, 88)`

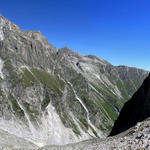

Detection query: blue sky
(1, 0), (150, 70)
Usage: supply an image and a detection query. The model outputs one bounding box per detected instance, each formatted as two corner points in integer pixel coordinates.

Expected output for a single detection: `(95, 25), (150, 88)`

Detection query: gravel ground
(40, 118), (150, 150)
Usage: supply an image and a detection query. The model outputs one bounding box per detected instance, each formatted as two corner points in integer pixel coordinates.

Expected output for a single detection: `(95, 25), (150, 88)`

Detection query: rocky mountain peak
(0, 14), (21, 40)
(60, 46), (80, 57)
(110, 73), (150, 136)
(23, 30), (53, 49)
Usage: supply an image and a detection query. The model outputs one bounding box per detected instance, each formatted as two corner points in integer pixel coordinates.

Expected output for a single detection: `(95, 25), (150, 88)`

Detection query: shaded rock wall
(110, 73), (150, 136)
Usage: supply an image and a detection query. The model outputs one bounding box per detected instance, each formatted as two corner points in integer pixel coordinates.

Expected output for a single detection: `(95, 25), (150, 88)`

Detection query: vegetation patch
(0, 89), (3, 97)
(101, 101), (118, 121)
(22, 101), (39, 122)
(99, 122), (112, 133)
(41, 89), (51, 111)
(91, 83), (122, 117)
(124, 79), (136, 96)
(20, 68), (37, 87)
(31, 68), (64, 95)
(79, 118), (88, 129)
(8, 94), (24, 118)
(116, 79), (130, 102)
(0, 77), (2, 83)
(69, 120), (81, 135)
(3, 59), (21, 87)
(81, 95), (98, 114)
(90, 126), (98, 137)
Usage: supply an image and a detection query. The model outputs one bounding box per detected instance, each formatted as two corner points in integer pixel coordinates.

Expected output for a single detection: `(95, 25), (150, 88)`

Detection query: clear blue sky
(1, 0), (150, 70)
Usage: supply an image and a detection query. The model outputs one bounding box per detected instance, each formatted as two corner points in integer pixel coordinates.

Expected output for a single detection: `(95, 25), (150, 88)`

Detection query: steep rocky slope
(110, 73), (150, 136)
(0, 14), (149, 146)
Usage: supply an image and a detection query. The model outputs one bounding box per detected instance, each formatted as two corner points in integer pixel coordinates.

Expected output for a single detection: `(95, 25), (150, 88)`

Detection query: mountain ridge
(0, 14), (149, 146)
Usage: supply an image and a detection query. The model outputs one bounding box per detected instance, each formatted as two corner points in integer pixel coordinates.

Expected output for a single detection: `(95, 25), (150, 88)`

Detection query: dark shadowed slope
(110, 73), (150, 136)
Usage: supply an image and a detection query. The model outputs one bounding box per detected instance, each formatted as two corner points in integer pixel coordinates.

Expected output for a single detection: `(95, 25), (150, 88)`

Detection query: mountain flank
(110, 73), (150, 136)
(0, 14), (149, 146)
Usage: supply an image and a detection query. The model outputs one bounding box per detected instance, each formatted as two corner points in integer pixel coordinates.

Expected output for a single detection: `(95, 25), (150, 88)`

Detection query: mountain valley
(0, 14), (149, 149)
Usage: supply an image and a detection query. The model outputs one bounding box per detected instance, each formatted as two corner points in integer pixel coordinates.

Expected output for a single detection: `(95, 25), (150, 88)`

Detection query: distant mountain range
(0, 14), (149, 147)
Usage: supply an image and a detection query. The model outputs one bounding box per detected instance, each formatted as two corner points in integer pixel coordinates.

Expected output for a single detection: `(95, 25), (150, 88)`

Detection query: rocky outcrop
(0, 14), (149, 147)
(110, 73), (150, 136)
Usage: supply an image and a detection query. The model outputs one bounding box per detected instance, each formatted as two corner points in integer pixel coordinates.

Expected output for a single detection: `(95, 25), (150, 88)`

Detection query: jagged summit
(0, 14), (53, 49)
(24, 30), (53, 49)
(60, 46), (79, 57)
(110, 73), (150, 136)
(0, 14), (21, 37)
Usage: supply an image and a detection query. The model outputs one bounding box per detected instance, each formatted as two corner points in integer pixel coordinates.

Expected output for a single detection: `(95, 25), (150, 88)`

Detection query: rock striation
(0, 14), (149, 147)
(40, 74), (150, 149)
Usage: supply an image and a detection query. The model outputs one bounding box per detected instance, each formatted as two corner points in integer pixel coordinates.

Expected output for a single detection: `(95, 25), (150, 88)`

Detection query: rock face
(0, 14), (149, 146)
(110, 73), (150, 136)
